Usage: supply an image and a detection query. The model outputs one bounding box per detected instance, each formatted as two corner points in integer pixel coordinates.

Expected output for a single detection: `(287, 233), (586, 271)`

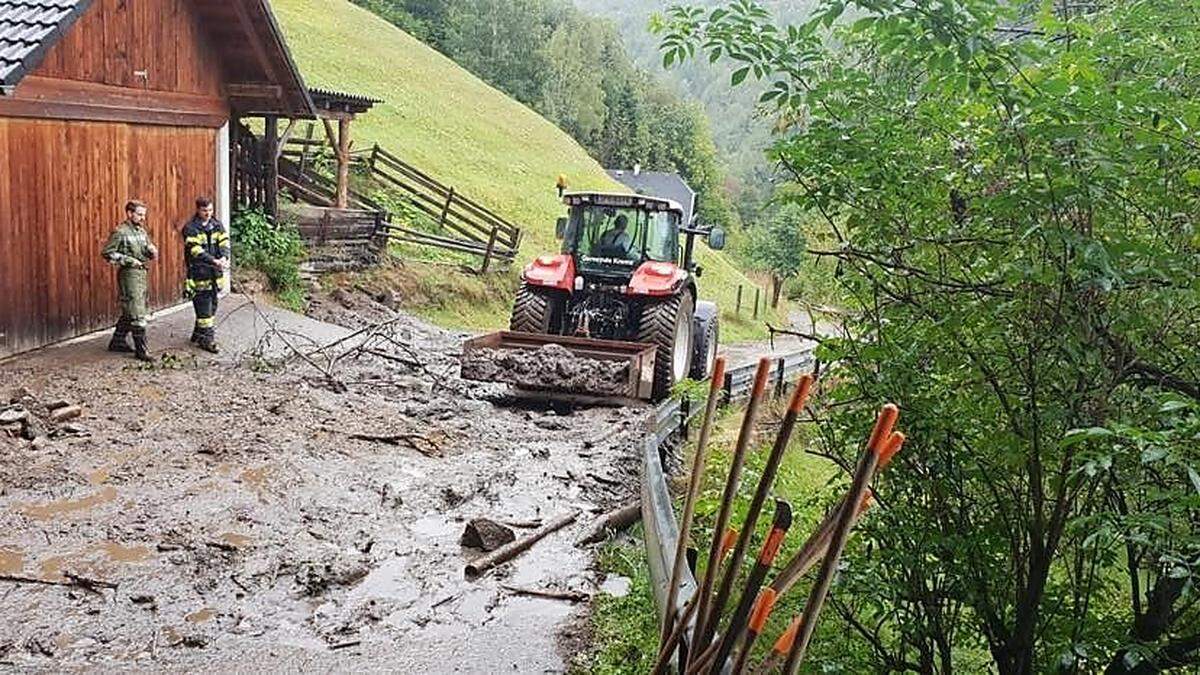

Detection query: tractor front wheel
(510, 285), (565, 334)
(638, 293), (695, 400)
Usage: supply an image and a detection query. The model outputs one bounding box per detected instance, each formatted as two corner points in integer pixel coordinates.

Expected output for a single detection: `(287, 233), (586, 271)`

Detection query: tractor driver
(595, 214), (633, 257)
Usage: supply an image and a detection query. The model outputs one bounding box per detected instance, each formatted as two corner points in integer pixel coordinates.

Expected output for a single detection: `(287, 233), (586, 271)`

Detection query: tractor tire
(690, 311), (719, 380)
(638, 293), (695, 401)
(510, 285), (564, 334)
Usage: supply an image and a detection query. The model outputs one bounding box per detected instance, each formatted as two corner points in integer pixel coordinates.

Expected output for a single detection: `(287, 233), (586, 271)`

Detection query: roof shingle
(0, 0), (90, 90)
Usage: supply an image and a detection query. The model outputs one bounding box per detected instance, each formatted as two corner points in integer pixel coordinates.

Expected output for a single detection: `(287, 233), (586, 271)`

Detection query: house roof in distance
(607, 167), (697, 224)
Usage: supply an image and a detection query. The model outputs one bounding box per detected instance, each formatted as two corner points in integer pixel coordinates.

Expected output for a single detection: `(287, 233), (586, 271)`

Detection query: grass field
(271, 0), (784, 341)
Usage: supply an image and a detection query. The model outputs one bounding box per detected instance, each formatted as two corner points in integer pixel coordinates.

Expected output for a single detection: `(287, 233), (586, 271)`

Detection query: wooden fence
(287, 204), (387, 274)
(277, 137), (522, 274)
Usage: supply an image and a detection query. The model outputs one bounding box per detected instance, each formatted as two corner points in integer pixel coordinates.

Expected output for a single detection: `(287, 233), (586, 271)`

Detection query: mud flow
(0, 290), (650, 671)
(460, 343), (632, 397)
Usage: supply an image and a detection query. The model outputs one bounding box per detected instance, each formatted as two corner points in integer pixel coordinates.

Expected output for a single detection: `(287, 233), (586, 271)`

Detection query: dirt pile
(460, 343), (632, 396)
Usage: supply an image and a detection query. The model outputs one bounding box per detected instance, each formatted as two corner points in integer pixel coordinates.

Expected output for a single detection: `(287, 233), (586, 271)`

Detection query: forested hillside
(350, 0), (737, 229)
(575, 0), (821, 220)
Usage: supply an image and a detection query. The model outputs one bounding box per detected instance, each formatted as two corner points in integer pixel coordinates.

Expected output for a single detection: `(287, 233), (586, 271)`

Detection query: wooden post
(264, 115), (279, 217)
(754, 286), (761, 320)
(300, 123), (314, 175)
(336, 118), (351, 209)
(479, 226), (499, 274)
(438, 187), (456, 231)
(736, 285), (743, 316)
(369, 143), (380, 172)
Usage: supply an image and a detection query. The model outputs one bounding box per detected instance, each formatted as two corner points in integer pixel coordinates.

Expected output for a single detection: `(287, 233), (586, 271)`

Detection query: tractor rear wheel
(638, 293), (695, 400)
(510, 285), (564, 334)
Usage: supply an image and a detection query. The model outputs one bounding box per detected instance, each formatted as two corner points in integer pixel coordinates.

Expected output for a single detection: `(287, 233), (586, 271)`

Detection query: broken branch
(465, 511), (578, 578)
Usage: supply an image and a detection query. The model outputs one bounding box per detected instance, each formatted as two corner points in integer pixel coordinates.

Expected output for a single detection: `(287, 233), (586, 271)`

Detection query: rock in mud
(0, 407), (28, 425)
(459, 343), (631, 396)
(460, 518), (516, 552)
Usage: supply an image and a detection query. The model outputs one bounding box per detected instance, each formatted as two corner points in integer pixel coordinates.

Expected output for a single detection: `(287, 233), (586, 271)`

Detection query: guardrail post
(776, 357), (786, 398)
(754, 286), (761, 320)
(679, 398), (691, 442)
(736, 285), (743, 316)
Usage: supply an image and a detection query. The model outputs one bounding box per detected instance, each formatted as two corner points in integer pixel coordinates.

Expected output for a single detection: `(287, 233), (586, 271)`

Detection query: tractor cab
(557, 193), (683, 280)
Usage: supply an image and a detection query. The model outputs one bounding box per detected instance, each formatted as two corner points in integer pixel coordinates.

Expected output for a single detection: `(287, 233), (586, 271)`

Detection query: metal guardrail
(641, 349), (816, 662)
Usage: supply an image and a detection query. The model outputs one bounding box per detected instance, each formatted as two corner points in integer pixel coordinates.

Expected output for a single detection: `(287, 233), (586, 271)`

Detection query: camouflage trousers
(117, 267), (149, 328)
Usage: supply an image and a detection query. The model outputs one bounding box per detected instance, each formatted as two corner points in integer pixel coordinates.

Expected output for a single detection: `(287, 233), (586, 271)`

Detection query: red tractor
(509, 191), (726, 399)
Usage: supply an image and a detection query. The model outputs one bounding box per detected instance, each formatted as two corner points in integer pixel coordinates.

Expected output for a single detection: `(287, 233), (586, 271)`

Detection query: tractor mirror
(708, 227), (727, 251)
(555, 217), (568, 240)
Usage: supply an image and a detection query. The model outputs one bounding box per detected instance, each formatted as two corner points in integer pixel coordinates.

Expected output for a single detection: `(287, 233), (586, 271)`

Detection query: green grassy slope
(271, 0), (782, 341)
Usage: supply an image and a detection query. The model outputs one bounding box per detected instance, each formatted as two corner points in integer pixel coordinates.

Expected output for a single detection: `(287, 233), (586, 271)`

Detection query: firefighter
(101, 200), (158, 362)
(181, 197), (230, 353)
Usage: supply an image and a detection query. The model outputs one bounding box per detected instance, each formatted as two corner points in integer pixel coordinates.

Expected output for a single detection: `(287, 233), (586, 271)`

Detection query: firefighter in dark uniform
(182, 197), (230, 353)
(102, 200), (157, 362)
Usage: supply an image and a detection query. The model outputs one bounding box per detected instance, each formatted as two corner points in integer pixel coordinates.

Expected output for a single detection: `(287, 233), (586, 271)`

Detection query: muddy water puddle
(218, 532), (253, 548)
(186, 608), (216, 624)
(99, 542), (153, 564)
(0, 547), (24, 574)
(18, 486), (118, 520)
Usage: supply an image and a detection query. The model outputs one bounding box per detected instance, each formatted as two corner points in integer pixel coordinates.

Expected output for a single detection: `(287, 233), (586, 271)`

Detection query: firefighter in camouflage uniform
(182, 197), (230, 353)
(102, 200), (158, 362)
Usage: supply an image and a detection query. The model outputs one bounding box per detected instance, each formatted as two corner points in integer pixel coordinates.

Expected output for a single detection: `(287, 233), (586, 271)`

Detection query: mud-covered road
(0, 292), (650, 672)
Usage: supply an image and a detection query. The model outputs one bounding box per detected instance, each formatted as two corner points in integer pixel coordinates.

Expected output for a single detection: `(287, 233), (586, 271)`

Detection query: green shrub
(232, 208), (307, 309)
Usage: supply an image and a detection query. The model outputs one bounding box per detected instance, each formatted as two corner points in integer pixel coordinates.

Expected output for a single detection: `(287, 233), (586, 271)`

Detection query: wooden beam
(264, 115), (279, 217)
(321, 117), (340, 153)
(336, 117), (351, 208)
(275, 118), (298, 160)
(1, 75), (228, 127)
(227, 0), (281, 86)
(227, 83), (284, 99)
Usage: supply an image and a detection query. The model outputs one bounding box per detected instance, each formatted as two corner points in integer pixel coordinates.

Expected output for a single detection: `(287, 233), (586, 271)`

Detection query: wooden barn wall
(34, 0), (225, 98)
(0, 119), (217, 357)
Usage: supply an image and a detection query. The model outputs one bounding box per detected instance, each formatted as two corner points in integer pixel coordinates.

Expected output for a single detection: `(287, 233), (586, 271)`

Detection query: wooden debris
(49, 405), (83, 423)
(346, 431), (442, 457)
(576, 500), (642, 546)
(465, 511), (578, 578)
(501, 584), (591, 603)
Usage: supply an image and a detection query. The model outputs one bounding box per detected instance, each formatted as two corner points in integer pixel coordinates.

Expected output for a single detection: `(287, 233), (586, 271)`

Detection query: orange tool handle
(758, 526), (788, 565)
(720, 528), (738, 561)
(749, 588), (778, 633)
(788, 374), (815, 414)
(773, 614), (803, 655)
(866, 404), (900, 454)
(878, 431), (906, 469)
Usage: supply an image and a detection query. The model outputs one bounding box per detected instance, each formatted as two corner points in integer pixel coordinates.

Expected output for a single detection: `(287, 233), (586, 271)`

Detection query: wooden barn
(0, 0), (314, 358)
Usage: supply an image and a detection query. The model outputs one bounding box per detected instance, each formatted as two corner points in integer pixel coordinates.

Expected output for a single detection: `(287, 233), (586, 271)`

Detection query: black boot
(190, 325), (201, 344)
(132, 328), (153, 363)
(198, 328), (219, 354)
(108, 318), (133, 353)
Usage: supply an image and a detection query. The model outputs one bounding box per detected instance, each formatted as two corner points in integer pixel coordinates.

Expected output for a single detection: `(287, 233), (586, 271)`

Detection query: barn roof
(0, 0), (315, 118)
(0, 0), (91, 91)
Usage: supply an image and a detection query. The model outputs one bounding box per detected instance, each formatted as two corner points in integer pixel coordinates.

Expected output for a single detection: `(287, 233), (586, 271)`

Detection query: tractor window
(564, 206), (678, 264)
